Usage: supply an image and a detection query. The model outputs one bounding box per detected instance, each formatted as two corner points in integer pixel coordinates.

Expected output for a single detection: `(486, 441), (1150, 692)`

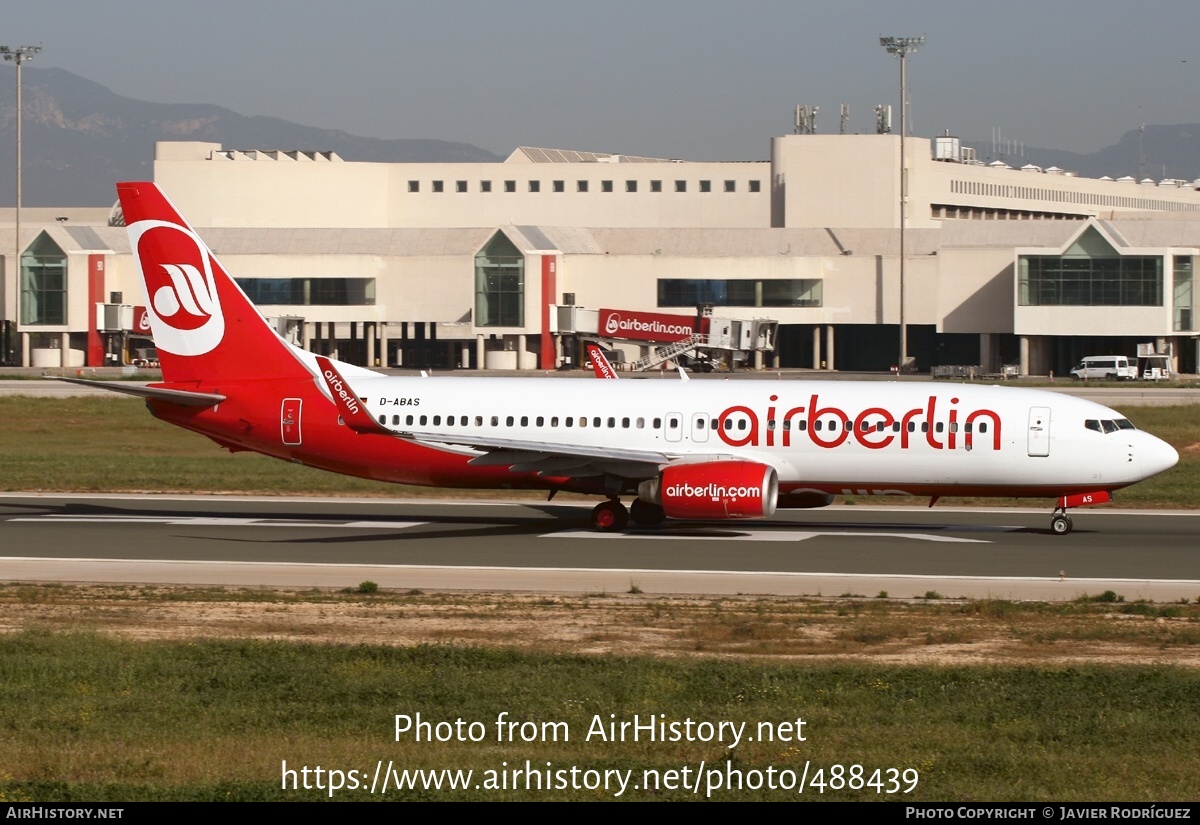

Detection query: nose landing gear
(1050, 508), (1074, 535)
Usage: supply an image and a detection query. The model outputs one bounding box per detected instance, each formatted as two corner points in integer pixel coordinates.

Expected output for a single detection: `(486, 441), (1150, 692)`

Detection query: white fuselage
(339, 375), (1177, 497)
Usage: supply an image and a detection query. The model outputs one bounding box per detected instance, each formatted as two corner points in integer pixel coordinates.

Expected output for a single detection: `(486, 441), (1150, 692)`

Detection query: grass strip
(1, 630), (1198, 802)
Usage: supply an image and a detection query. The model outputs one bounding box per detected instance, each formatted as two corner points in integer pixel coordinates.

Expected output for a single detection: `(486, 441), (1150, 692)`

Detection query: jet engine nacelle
(638, 461), (779, 520)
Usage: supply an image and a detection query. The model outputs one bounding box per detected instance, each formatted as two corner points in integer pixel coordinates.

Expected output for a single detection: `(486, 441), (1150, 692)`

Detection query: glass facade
(658, 278), (822, 308)
(475, 233), (524, 327)
(236, 278), (375, 306)
(1174, 255), (1194, 331)
(1018, 255), (1162, 306)
(20, 234), (68, 325)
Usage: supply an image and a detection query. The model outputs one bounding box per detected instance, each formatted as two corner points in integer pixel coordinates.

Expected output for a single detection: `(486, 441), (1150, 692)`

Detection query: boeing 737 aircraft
(62, 182), (1179, 535)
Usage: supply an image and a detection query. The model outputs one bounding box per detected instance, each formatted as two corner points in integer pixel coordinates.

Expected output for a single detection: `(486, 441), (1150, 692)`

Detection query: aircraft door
(1027, 406), (1050, 457)
(664, 413), (683, 443)
(690, 412), (710, 443)
(282, 398), (303, 446)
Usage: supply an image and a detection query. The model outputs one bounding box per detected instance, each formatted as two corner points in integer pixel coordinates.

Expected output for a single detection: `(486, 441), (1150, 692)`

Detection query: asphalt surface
(2, 495), (1196, 601)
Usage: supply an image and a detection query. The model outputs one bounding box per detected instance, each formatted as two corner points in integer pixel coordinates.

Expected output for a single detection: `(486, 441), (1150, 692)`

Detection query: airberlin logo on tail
(127, 220), (225, 356)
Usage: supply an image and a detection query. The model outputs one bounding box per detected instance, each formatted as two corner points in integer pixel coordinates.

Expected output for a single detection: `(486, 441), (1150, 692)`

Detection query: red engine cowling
(638, 461), (778, 520)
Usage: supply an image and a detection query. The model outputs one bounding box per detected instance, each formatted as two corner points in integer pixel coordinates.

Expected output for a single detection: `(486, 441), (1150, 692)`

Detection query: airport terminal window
(699, 180), (712, 193)
(658, 278), (822, 308)
(504, 180), (516, 193)
(432, 180), (444, 193)
(748, 180), (761, 193)
(577, 180), (589, 193)
(1018, 254), (1163, 306)
(553, 180), (564, 193)
(475, 232), (524, 327)
(408, 180), (419, 193)
(724, 180), (736, 192)
(675, 180), (687, 192)
(20, 234), (67, 325)
(1174, 255), (1194, 331)
(602, 180), (613, 193)
(236, 278), (375, 306)
(626, 181), (637, 193)
(651, 180), (662, 192)
(529, 181), (540, 193)
(456, 181), (467, 193)
(481, 181), (492, 193)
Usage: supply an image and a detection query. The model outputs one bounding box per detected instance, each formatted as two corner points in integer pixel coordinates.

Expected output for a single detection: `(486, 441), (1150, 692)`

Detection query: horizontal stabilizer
(43, 376), (226, 407)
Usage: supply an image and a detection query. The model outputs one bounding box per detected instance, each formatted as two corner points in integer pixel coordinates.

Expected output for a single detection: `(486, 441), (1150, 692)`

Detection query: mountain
(0, 67), (502, 206)
(964, 124), (1200, 182)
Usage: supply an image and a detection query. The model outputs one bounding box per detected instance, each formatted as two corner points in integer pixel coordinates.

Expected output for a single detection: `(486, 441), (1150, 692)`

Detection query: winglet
(316, 356), (390, 434)
(586, 343), (619, 379)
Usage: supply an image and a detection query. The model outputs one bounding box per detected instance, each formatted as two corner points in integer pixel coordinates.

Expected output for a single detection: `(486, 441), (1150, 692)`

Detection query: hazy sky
(4, 0), (1198, 160)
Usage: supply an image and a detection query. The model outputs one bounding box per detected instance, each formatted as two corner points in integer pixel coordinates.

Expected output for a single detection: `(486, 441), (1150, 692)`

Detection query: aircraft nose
(1142, 434), (1179, 479)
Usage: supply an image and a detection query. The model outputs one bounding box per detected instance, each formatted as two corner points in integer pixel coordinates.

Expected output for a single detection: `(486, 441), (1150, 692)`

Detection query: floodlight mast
(1, 45), (41, 365)
(879, 35), (923, 374)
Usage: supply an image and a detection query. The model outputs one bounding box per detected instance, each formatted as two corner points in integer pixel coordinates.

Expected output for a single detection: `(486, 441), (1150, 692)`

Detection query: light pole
(879, 35), (923, 372)
(1, 44), (40, 364)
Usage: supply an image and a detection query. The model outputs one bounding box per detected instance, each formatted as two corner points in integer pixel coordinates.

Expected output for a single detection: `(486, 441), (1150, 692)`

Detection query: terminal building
(2, 130), (1198, 375)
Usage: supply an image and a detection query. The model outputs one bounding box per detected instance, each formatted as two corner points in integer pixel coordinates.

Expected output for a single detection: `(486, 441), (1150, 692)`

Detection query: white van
(1070, 356), (1138, 381)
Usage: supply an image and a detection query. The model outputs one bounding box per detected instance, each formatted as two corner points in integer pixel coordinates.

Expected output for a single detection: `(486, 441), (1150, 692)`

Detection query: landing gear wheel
(591, 500), (629, 532)
(630, 498), (666, 527)
(1051, 514), (1073, 535)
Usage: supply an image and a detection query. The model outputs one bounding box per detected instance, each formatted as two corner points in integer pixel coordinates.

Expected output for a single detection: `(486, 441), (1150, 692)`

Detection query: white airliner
(63, 182), (1179, 535)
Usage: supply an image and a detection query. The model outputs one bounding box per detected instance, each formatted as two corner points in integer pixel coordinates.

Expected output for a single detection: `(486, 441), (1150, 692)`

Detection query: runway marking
(8, 515), (427, 530)
(4, 556), (1198, 588)
(545, 530), (990, 544)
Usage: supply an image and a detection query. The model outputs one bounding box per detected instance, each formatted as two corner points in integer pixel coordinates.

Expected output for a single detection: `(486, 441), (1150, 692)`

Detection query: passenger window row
(373, 412), (989, 436)
(377, 413), (655, 430)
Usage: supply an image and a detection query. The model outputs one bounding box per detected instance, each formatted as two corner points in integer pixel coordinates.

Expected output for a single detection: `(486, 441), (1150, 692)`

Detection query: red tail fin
(117, 182), (310, 385)
(586, 343), (619, 379)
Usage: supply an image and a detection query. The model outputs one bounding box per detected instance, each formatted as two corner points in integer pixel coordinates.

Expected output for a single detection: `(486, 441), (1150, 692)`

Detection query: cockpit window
(1087, 418), (1136, 434)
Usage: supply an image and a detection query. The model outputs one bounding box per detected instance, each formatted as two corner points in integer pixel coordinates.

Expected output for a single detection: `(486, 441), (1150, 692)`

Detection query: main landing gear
(589, 498), (667, 532)
(590, 500), (628, 532)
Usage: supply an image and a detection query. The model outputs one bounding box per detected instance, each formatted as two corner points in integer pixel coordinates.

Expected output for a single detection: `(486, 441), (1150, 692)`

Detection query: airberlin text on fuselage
(716, 394), (1002, 451)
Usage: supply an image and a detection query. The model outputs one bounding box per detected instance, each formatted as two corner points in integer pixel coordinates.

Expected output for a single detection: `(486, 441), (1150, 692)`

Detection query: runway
(1, 494), (1196, 601)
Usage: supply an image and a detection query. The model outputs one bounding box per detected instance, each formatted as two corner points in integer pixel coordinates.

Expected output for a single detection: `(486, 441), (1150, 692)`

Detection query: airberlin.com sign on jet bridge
(598, 309), (695, 343)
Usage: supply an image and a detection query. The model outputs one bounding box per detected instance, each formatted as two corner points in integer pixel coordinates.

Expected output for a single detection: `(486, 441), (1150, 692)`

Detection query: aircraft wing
(43, 376), (227, 407)
(397, 429), (737, 480)
(317, 355), (740, 480)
